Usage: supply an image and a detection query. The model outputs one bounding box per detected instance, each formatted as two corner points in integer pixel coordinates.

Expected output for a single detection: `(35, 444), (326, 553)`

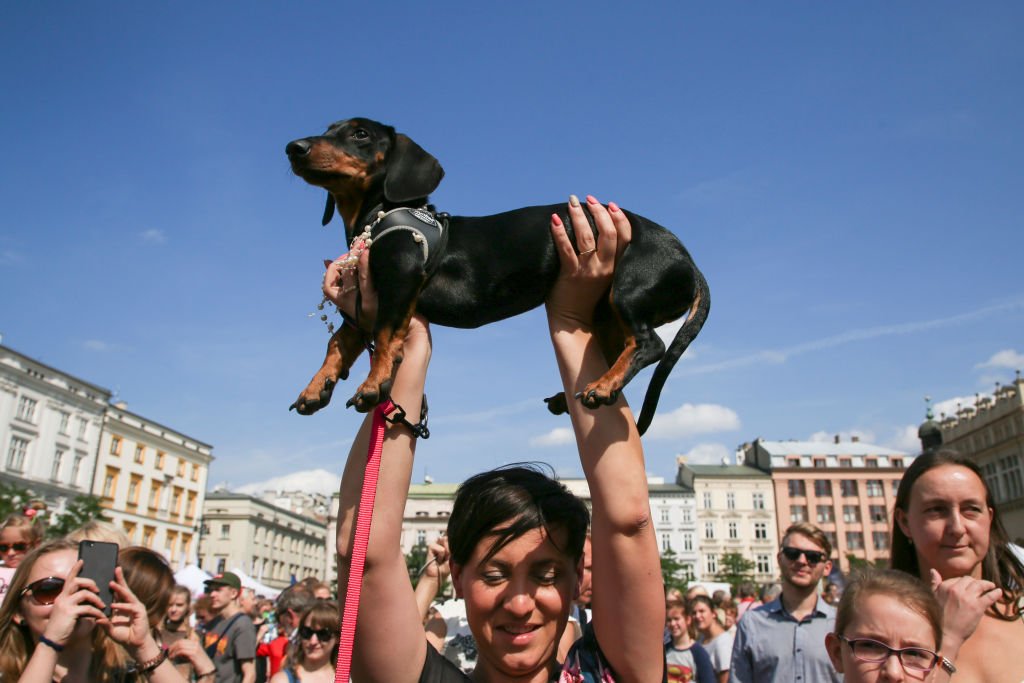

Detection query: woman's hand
(930, 569), (1002, 654)
(41, 559), (107, 646)
(546, 194), (631, 329)
(422, 537), (451, 582)
(99, 567), (157, 655)
(323, 248), (378, 329)
(168, 637), (216, 672)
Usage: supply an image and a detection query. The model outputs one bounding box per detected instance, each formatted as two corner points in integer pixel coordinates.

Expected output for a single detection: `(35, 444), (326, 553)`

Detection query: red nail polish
(608, 201), (619, 212)
(551, 214), (562, 226)
(586, 195), (599, 205)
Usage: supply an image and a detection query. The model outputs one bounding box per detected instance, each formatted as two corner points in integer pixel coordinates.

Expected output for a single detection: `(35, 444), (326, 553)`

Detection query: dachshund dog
(285, 118), (709, 435)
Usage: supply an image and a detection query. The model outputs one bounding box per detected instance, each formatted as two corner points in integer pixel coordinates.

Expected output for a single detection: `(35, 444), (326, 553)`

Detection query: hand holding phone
(77, 540), (118, 616)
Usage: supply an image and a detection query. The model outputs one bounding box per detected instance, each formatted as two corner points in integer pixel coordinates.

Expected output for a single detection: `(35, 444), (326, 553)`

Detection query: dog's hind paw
(543, 392), (569, 415)
(346, 379), (392, 413)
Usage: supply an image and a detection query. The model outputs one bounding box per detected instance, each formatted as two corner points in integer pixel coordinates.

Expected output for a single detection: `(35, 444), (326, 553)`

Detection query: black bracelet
(196, 670), (216, 680)
(137, 648), (168, 674)
(38, 635), (64, 652)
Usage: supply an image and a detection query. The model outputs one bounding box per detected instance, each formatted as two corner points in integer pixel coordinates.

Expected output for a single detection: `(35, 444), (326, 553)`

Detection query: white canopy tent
(173, 564), (212, 597)
(231, 567), (281, 599)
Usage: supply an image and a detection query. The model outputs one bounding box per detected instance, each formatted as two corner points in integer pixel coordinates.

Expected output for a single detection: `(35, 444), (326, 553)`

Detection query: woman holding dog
(331, 195), (664, 683)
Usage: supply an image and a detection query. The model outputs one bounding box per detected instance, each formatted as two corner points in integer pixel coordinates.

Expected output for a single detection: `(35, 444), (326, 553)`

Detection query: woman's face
(0, 527), (33, 568)
(452, 526), (578, 679)
(299, 618), (337, 663)
(689, 602), (716, 633)
(166, 592), (190, 622)
(666, 608), (688, 639)
(826, 593), (939, 682)
(897, 465), (992, 580)
(17, 549), (91, 640)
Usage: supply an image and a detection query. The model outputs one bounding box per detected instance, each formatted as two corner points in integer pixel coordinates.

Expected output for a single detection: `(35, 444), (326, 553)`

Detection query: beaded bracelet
(137, 648), (168, 674)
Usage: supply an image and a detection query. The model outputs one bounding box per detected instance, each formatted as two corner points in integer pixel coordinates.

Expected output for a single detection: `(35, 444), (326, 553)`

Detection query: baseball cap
(204, 572), (242, 590)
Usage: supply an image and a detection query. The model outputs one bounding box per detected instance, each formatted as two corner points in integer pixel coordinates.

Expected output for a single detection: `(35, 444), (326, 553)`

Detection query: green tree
(660, 548), (691, 591)
(405, 543), (428, 588)
(0, 481), (107, 539)
(846, 553), (886, 570)
(716, 552), (756, 593)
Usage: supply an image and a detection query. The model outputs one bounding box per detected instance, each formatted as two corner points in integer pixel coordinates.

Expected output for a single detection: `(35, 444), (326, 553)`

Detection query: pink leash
(334, 400), (393, 683)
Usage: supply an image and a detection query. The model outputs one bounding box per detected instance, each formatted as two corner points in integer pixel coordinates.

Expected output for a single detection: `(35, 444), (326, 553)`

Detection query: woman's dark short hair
(446, 464), (590, 567)
(891, 449), (1024, 620)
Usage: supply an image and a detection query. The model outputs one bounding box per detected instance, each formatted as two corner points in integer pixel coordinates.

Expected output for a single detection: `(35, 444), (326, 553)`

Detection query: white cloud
(644, 403), (740, 440)
(886, 425), (922, 453)
(529, 427), (575, 447)
(236, 468), (341, 497)
(930, 394), (980, 420)
(140, 228), (167, 245)
(681, 443), (734, 465)
(807, 428), (876, 444)
(976, 349), (1024, 370)
(83, 339), (113, 352)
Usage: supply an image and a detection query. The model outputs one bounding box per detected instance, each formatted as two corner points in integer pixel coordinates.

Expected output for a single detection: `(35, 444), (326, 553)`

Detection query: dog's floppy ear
(322, 193), (336, 226)
(384, 134), (444, 202)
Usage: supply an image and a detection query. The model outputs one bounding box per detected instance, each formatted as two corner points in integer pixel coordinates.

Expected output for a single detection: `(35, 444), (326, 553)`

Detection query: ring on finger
(341, 285), (357, 295)
(579, 248), (597, 256)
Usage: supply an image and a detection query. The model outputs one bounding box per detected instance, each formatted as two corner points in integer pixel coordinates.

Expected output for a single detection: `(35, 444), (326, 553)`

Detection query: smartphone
(77, 540), (118, 616)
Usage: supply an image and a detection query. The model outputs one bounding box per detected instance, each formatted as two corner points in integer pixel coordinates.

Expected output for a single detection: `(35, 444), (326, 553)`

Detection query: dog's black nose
(286, 139), (312, 158)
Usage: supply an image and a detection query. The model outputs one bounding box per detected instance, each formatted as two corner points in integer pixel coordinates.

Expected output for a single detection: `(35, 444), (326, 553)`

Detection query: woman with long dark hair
(891, 449), (1024, 681)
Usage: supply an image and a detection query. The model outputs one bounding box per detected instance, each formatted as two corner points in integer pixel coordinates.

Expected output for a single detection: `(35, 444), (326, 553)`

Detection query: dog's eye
(352, 128), (370, 140)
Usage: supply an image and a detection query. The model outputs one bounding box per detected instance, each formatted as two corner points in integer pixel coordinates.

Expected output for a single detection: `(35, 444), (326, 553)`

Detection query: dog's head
(285, 118), (444, 231)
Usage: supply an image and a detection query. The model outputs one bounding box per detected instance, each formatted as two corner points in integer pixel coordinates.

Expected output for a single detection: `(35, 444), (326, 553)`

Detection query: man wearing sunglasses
(201, 572), (256, 683)
(729, 522), (841, 683)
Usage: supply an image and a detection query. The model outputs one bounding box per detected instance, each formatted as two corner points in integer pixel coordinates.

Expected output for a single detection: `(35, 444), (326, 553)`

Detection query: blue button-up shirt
(728, 597), (841, 683)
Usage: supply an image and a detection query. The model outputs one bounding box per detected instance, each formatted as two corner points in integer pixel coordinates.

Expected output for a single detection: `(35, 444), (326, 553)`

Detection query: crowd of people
(2, 200), (1023, 682)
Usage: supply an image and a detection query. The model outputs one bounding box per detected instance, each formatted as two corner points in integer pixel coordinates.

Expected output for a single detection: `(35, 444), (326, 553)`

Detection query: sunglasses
(0, 543), (30, 553)
(299, 625), (335, 642)
(20, 577), (65, 605)
(780, 546), (827, 566)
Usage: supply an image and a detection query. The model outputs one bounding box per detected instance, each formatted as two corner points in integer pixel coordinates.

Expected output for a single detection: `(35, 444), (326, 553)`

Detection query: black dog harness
(368, 206), (449, 276)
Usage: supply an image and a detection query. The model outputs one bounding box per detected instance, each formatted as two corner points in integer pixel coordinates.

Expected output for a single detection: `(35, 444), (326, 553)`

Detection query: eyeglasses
(20, 577), (65, 605)
(780, 546), (827, 566)
(0, 543), (30, 553)
(837, 635), (940, 673)
(299, 625), (335, 642)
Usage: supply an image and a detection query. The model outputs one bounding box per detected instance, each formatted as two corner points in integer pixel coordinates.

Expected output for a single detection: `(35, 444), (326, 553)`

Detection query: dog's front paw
(345, 378), (393, 413)
(575, 385), (621, 409)
(543, 392), (569, 415)
(289, 377), (337, 415)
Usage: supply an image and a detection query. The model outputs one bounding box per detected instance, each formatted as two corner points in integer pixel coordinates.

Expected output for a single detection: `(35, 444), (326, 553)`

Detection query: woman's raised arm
(547, 196), (665, 682)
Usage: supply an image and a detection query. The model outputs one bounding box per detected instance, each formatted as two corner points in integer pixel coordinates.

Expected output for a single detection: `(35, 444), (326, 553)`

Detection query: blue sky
(2, 3), (1022, 494)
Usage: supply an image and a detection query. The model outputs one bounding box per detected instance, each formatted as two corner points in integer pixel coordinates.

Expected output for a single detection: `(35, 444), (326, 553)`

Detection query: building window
(756, 554), (771, 574)
(839, 458), (852, 468)
(220, 524), (230, 539)
(869, 505), (887, 523)
(661, 533), (672, 551)
(70, 453), (85, 487)
(127, 475), (142, 506)
(102, 467), (119, 498)
(813, 458), (826, 468)
(149, 482), (162, 510)
(726, 493), (736, 510)
(892, 458), (904, 468)
(682, 507), (692, 523)
(58, 411), (71, 435)
(752, 492), (765, 510)
(416, 530), (426, 545)
(217, 558), (227, 574)
(704, 522), (716, 540)
(866, 480), (884, 497)
(76, 417), (88, 439)
(705, 554), (718, 575)
(660, 507), (670, 524)
(843, 505), (861, 523)
(702, 492), (712, 508)
(872, 532), (890, 550)
(683, 533), (693, 551)
(865, 457), (879, 468)
(892, 480), (900, 496)
(790, 505), (808, 523)
(7, 437), (30, 472)
(754, 522), (768, 540)
(840, 480), (859, 497)
(728, 522), (738, 539)
(172, 488), (183, 516)
(51, 448), (65, 481)
(824, 530), (838, 551)
(176, 459), (186, 477)
(134, 444), (145, 464)
(814, 480), (833, 497)
(187, 492), (197, 520)
(110, 435), (123, 456)
(816, 505), (835, 523)
(1000, 455), (1024, 500)
(16, 396), (38, 422)
(846, 531), (864, 550)
(156, 451), (166, 469)
(787, 457), (801, 467)
(123, 521), (137, 542)
(788, 480), (806, 497)
(191, 463), (199, 482)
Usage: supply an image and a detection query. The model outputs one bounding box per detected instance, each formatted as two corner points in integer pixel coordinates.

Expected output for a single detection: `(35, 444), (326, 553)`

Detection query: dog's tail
(636, 268), (711, 436)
